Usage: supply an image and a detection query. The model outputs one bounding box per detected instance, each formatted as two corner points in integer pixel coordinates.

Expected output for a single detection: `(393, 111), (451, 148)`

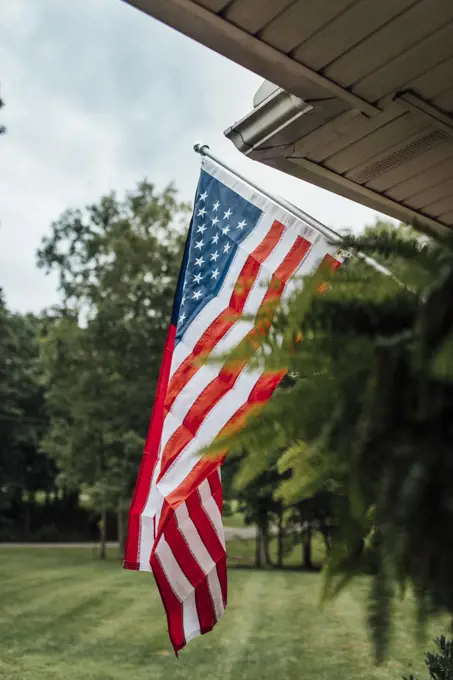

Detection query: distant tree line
(0, 181), (187, 552)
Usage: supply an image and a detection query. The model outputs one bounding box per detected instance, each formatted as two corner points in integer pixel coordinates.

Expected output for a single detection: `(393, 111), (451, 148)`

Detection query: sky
(0, 0), (384, 314)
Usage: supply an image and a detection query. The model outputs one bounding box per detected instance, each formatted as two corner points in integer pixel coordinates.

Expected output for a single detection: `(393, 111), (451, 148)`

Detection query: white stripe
(199, 479), (225, 548)
(175, 502), (216, 574)
(138, 514), (154, 571)
(155, 535), (193, 601)
(139, 477), (164, 568)
(176, 499), (225, 622)
(208, 569), (225, 622)
(183, 592), (201, 643)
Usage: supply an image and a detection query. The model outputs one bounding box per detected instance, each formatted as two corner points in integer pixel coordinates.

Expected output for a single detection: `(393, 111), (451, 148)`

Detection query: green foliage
(0, 291), (53, 516)
(37, 181), (188, 524)
(404, 636), (453, 680)
(215, 219), (453, 659)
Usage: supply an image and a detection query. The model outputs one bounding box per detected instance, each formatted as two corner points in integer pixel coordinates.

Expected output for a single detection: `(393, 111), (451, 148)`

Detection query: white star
(211, 216), (219, 226)
(197, 207), (207, 217)
(221, 225), (230, 235)
(211, 268), (220, 280)
(213, 201), (220, 212)
(212, 233), (219, 244)
(224, 243), (231, 254)
(181, 295), (186, 306)
(193, 272), (203, 284)
(194, 256), (205, 267)
(199, 191), (208, 202)
(195, 239), (204, 250)
(210, 250), (219, 262)
(197, 223), (207, 234)
(178, 312), (186, 324)
(223, 208), (232, 220)
(192, 290), (202, 300)
(237, 219), (247, 230)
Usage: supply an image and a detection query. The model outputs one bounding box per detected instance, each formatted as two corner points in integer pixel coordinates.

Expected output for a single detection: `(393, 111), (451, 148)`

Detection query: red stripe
(191, 477), (227, 606)
(186, 490), (225, 564)
(124, 324), (176, 570)
(208, 469), (223, 514)
(250, 235), (311, 337)
(323, 253), (341, 271)
(158, 236), (310, 482)
(164, 512), (206, 586)
(217, 370), (287, 439)
(216, 554), (227, 607)
(164, 220), (285, 410)
(317, 254), (341, 293)
(150, 551), (185, 653)
(195, 580), (217, 635)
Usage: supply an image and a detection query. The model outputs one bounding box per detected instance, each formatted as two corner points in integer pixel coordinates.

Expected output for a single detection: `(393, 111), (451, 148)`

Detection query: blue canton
(173, 170), (263, 344)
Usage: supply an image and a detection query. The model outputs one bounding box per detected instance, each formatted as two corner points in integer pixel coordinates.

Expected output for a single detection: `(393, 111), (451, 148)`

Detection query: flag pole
(193, 142), (400, 282)
(193, 143), (340, 245)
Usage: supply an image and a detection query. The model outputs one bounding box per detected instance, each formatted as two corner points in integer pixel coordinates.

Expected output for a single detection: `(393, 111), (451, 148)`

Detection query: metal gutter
(224, 88), (313, 156)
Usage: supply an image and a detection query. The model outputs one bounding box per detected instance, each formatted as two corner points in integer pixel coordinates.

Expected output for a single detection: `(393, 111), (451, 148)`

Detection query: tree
(0, 292), (54, 538)
(237, 467), (282, 567)
(213, 219), (453, 659)
(38, 181), (188, 557)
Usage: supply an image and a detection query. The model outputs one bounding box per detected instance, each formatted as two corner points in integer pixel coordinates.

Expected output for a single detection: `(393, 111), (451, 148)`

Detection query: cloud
(0, 0), (381, 313)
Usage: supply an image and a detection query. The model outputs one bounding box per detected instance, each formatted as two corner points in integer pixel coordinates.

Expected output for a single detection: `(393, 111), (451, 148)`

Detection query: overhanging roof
(124, 0), (453, 237)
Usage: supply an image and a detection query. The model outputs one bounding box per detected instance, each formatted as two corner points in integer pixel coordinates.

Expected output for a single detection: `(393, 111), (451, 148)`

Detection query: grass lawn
(223, 511), (246, 528)
(0, 546), (448, 680)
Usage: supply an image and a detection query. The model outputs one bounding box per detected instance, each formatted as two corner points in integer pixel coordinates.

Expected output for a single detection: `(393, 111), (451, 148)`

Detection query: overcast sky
(1, 0), (384, 314)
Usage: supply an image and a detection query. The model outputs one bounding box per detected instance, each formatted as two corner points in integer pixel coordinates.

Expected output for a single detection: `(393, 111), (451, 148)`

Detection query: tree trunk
(320, 522), (331, 553)
(99, 510), (107, 560)
(255, 524), (262, 568)
(302, 525), (313, 570)
(24, 494), (31, 538)
(262, 522), (272, 567)
(277, 510), (284, 568)
(117, 502), (126, 561)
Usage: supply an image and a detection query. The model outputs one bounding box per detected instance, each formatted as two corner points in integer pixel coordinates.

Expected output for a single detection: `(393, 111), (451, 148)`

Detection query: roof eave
(224, 91), (452, 240)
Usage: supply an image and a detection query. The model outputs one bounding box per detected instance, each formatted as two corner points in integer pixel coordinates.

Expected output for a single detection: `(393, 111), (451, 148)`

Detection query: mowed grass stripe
(0, 547), (448, 680)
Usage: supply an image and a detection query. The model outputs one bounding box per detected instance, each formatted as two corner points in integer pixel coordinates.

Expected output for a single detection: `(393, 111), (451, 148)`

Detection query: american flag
(124, 158), (340, 652)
